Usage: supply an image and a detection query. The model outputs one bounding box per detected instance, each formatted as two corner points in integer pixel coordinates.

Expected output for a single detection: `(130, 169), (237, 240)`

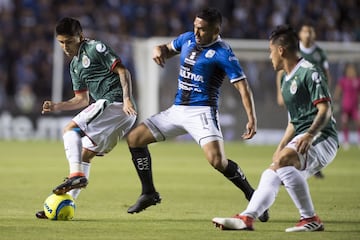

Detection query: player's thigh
(80, 102), (135, 154)
(71, 100), (108, 135)
(183, 106), (223, 146)
(141, 106), (187, 143)
(302, 137), (338, 178)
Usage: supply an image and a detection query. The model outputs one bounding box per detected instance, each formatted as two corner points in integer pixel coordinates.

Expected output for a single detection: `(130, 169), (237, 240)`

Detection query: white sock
(276, 166), (315, 218)
(63, 130), (83, 175)
(69, 162), (91, 199)
(241, 169), (281, 218)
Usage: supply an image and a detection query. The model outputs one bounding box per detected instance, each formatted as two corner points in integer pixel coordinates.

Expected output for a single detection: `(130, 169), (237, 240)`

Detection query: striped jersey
(171, 32), (246, 107)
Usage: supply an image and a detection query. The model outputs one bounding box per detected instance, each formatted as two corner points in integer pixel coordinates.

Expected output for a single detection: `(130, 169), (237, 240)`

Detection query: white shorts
(285, 133), (338, 178)
(73, 100), (136, 155)
(144, 105), (223, 146)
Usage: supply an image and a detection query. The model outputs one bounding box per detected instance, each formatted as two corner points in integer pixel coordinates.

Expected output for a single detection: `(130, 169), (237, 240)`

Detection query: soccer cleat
(285, 215), (324, 232)
(127, 192), (161, 214)
(258, 209), (270, 222)
(53, 175), (88, 195)
(35, 210), (48, 219)
(212, 214), (254, 230)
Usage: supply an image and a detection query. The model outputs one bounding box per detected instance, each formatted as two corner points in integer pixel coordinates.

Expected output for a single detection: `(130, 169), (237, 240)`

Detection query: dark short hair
(269, 25), (299, 52)
(299, 20), (315, 30)
(196, 7), (222, 26)
(55, 17), (82, 36)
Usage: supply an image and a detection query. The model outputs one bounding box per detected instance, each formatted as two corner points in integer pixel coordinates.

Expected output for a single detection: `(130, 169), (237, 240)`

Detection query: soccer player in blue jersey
(126, 8), (268, 221)
(212, 25), (338, 232)
(36, 17), (137, 219)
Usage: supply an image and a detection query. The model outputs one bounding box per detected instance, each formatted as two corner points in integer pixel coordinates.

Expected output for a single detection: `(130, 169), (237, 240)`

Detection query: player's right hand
(123, 98), (137, 116)
(152, 45), (166, 67)
(242, 121), (257, 140)
(42, 101), (53, 114)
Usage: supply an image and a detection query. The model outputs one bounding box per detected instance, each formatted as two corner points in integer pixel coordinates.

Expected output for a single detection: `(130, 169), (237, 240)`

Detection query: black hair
(196, 7), (222, 27)
(269, 25), (299, 52)
(299, 20), (315, 30)
(55, 17), (82, 36)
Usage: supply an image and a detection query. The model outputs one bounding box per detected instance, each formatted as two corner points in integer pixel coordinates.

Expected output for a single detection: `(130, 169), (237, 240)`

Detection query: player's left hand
(123, 98), (137, 116)
(242, 122), (257, 140)
(295, 133), (314, 154)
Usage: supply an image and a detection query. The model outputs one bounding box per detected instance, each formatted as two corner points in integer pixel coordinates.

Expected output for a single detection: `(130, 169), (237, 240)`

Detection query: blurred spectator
(0, 0), (358, 112)
(14, 47), (37, 113)
(333, 63), (360, 149)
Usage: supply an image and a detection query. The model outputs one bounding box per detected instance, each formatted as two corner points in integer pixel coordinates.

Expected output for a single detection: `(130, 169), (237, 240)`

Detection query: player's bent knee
(274, 153), (300, 169)
(126, 131), (140, 147)
(126, 125), (155, 148)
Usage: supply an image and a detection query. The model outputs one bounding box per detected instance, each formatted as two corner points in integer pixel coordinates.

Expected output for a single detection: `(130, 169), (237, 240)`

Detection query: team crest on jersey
(82, 55), (90, 68)
(205, 49), (215, 58)
(311, 72), (322, 83)
(290, 80), (297, 94)
(96, 43), (107, 53)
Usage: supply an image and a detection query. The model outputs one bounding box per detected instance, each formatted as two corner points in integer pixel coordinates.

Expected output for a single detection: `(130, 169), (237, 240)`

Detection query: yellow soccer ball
(43, 193), (75, 220)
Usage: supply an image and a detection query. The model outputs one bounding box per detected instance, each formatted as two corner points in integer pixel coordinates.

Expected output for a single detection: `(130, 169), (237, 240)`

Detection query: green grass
(0, 140), (359, 240)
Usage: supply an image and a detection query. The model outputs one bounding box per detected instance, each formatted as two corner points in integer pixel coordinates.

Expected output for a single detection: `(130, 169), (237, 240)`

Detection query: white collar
(299, 42), (316, 54)
(285, 58), (305, 81)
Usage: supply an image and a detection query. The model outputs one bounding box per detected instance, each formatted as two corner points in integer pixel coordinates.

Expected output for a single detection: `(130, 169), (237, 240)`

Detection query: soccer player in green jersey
(298, 22), (332, 87)
(36, 17), (137, 219)
(277, 22), (332, 106)
(276, 22), (331, 179)
(212, 25), (338, 232)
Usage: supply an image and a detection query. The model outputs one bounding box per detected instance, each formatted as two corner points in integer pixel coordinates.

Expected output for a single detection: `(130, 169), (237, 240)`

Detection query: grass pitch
(0, 140), (359, 240)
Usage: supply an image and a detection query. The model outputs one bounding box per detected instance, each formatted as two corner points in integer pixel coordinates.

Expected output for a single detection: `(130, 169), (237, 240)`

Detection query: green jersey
(70, 39), (123, 103)
(299, 42), (329, 82)
(280, 59), (338, 144)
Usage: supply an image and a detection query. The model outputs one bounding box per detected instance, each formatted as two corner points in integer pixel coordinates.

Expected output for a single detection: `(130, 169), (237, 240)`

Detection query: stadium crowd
(0, 0), (359, 113)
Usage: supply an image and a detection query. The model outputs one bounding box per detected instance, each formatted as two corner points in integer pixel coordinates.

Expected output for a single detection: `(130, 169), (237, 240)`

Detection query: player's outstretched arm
(41, 91), (90, 114)
(113, 62), (137, 116)
(152, 43), (177, 67)
(233, 79), (257, 140)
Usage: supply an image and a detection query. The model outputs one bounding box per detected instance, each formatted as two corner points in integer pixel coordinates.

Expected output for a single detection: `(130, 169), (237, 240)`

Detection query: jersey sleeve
(306, 68), (331, 105)
(218, 47), (246, 83)
(89, 41), (122, 71)
(171, 32), (194, 52)
(70, 61), (87, 93)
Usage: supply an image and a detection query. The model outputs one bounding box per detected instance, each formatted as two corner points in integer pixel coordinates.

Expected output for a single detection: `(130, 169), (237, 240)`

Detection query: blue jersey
(171, 32), (246, 107)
